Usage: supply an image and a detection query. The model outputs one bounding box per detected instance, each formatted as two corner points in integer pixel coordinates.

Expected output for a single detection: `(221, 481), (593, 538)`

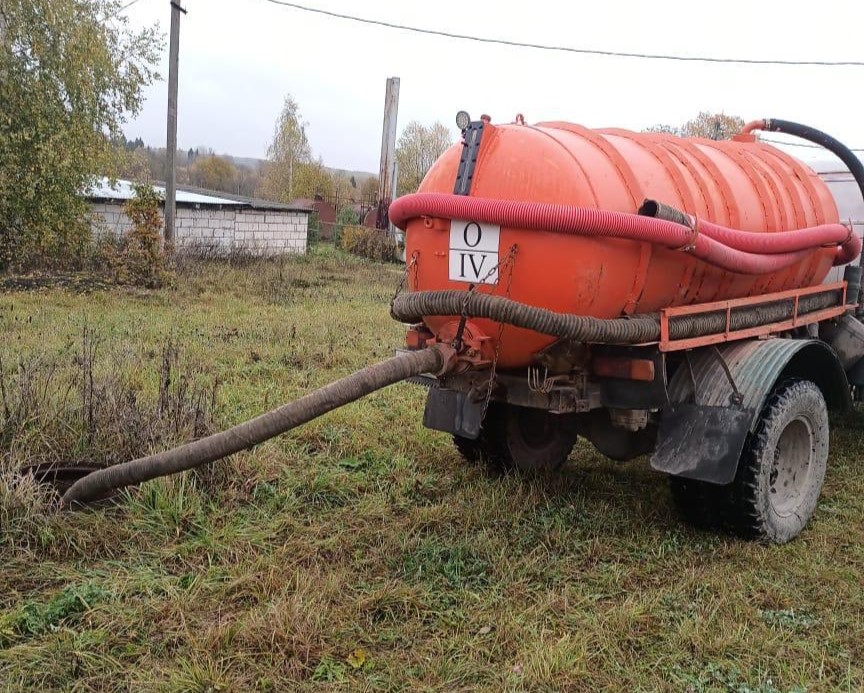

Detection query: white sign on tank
(448, 219), (501, 285)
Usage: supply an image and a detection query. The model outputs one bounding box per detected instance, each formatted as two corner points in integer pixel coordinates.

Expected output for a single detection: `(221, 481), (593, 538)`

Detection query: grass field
(1, 245), (864, 692)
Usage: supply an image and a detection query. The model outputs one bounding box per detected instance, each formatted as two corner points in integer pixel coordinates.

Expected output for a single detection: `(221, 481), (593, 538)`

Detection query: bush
(339, 225), (399, 263)
(307, 211), (321, 246)
(332, 207), (359, 244)
(94, 184), (172, 288)
(0, 333), (217, 472)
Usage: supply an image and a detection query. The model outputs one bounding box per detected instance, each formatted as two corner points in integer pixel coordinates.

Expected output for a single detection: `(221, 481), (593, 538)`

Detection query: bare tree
(645, 112), (745, 140)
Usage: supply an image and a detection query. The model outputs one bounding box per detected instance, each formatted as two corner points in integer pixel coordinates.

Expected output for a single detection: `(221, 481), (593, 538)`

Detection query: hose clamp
(432, 343), (459, 376)
(673, 215), (700, 253)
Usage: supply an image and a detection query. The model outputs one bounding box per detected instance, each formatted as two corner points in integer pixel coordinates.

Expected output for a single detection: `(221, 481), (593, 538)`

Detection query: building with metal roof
(87, 178), (311, 255)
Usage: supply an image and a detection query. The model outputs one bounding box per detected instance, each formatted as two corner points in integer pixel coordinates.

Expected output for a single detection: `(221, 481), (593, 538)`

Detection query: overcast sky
(121, 0), (864, 173)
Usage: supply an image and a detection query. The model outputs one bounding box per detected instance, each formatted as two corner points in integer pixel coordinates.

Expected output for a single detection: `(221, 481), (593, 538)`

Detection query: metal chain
(454, 245), (516, 351)
(480, 244), (518, 421)
(388, 242), (517, 424)
(390, 250), (419, 309)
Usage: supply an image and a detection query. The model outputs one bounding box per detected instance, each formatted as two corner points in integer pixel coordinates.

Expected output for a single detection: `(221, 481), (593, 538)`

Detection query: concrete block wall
(89, 202), (307, 255)
(174, 208), (235, 251)
(90, 202), (134, 237)
(233, 210), (307, 254)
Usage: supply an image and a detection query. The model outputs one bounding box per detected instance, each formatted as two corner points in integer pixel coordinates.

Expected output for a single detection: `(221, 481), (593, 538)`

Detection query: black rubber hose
(759, 119), (864, 266)
(61, 346), (447, 506)
(638, 199), (691, 227)
(391, 290), (841, 344)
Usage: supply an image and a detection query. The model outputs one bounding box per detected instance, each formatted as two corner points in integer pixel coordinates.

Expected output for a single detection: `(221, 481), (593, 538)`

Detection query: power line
(760, 137), (864, 154)
(261, 0), (864, 67)
(107, 0), (145, 19)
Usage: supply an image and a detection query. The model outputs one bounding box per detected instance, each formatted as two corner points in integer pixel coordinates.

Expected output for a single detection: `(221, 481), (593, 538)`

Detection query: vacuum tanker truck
(387, 115), (864, 545)
(62, 116), (864, 545)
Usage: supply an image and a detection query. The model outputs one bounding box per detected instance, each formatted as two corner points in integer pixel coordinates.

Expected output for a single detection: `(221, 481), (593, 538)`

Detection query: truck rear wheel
(453, 403), (579, 474)
(724, 378), (829, 544)
(669, 378), (829, 544)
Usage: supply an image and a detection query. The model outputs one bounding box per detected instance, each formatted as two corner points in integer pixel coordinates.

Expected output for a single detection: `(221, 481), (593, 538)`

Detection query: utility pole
(375, 77), (400, 231)
(165, 0), (186, 245)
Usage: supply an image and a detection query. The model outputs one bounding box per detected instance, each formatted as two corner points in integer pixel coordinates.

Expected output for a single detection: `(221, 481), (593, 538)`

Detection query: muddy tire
(669, 379), (829, 543)
(454, 403), (578, 474)
(723, 379), (829, 544)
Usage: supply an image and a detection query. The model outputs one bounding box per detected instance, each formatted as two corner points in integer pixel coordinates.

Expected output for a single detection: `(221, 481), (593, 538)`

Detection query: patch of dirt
(0, 272), (114, 293)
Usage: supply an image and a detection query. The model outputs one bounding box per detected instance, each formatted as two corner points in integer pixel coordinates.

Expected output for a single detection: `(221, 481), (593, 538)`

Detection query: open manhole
(18, 463), (124, 505)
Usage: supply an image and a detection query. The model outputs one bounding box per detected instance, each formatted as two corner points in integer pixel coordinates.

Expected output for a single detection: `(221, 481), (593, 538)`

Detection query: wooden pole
(376, 77), (400, 230)
(165, 0), (186, 244)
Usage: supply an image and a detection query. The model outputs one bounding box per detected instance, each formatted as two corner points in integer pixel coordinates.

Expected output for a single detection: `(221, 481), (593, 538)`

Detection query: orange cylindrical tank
(404, 121), (840, 368)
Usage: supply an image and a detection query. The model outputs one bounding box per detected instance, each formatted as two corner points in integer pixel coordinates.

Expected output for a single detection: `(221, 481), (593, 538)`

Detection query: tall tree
(191, 155), (237, 192)
(395, 121), (453, 197)
(0, 0), (161, 268)
(330, 172), (355, 208)
(645, 112), (745, 140)
(258, 94), (312, 202)
(236, 166), (262, 198)
(292, 158), (334, 200)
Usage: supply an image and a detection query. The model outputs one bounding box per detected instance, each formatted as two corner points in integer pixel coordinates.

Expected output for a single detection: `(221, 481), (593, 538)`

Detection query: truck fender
(650, 338), (849, 484)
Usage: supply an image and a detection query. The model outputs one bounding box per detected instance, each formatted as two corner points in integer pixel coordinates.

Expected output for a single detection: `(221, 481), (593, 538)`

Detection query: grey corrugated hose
(390, 290), (840, 343)
(61, 346), (446, 506)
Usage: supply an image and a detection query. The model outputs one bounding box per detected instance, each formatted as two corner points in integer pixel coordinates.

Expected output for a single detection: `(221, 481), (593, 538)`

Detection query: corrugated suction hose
(61, 346), (449, 506)
(391, 289), (841, 343)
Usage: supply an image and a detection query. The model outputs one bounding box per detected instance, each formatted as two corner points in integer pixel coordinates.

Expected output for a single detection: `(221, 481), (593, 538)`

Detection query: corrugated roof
(89, 178), (244, 205)
(86, 178), (312, 213)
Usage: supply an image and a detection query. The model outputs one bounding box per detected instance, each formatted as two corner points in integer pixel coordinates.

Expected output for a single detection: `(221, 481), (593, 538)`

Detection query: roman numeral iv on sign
(448, 220), (501, 285)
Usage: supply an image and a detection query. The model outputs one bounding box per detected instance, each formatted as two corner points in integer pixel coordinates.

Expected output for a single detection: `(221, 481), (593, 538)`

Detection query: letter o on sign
(463, 222), (482, 248)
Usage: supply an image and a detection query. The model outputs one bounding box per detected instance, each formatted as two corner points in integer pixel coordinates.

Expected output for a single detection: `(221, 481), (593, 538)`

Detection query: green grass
(1, 245), (864, 691)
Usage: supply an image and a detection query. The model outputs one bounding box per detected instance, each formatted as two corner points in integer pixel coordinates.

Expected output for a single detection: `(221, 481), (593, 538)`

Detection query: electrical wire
(107, 0), (145, 19)
(760, 137), (864, 154)
(261, 0), (864, 67)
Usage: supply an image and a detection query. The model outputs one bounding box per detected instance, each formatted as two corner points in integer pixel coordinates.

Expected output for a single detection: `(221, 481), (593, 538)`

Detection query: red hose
(696, 217), (859, 265)
(390, 193), (859, 273)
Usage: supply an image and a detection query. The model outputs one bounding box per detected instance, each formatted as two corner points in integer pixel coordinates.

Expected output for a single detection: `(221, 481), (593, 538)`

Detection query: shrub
(0, 332), (219, 549)
(307, 211), (321, 246)
(94, 184), (172, 288)
(339, 225), (398, 263)
(0, 333), (217, 471)
(332, 207), (359, 244)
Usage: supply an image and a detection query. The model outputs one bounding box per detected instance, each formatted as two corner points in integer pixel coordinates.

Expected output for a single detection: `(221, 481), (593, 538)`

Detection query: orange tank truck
(59, 115), (864, 546)
(399, 120), (841, 368)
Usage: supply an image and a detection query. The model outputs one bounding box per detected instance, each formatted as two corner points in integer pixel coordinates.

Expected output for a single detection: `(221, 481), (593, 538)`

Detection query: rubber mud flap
(650, 403), (753, 484)
(423, 388), (484, 439)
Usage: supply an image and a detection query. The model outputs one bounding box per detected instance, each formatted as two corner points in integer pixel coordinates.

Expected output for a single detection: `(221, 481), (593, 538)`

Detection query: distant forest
(117, 137), (378, 205)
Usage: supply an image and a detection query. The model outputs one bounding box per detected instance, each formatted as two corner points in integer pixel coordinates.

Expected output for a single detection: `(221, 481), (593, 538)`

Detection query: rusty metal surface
(408, 370), (599, 414)
(423, 388), (484, 439)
